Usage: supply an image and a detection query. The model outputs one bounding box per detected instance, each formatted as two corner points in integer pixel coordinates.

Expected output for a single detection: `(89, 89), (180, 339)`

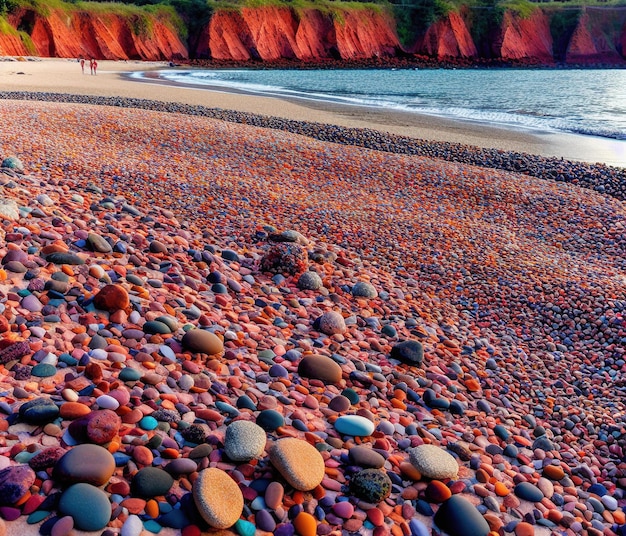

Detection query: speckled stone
(181, 329), (223, 356)
(269, 438), (325, 491)
(224, 421), (267, 461)
(53, 444), (115, 486)
(408, 445), (458, 479)
(0, 465), (35, 505)
(318, 311), (347, 335)
(193, 468), (243, 528)
(349, 469), (392, 503)
(351, 281), (378, 298)
(297, 271), (323, 290)
(297, 354), (342, 383)
(58, 483), (111, 531)
(434, 495), (490, 536)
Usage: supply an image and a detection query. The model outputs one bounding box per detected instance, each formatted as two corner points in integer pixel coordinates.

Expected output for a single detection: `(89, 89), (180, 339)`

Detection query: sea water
(133, 68), (626, 141)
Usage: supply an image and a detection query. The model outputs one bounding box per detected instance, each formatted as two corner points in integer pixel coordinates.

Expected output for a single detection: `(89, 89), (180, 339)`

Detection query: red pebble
(181, 526), (202, 536)
(367, 507), (385, 526)
(425, 480), (452, 502)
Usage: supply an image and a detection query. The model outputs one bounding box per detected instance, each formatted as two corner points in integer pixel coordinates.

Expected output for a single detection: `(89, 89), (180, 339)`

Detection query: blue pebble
(139, 416), (158, 430)
(409, 519), (430, 536)
(235, 519), (256, 536)
(143, 520), (162, 533)
(415, 499), (434, 516)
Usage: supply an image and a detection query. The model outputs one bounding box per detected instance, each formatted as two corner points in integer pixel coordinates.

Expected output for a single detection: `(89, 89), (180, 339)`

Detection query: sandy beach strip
(0, 57), (624, 167)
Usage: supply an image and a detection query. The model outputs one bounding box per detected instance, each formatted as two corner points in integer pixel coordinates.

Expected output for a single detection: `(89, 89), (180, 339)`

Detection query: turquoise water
(133, 68), (626, 141)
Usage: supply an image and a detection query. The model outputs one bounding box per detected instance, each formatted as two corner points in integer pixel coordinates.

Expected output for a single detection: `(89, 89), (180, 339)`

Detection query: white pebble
(62, 389), (79, 402)
(89, 348), (108, 360)
(601, 495), (618, 511)
(96, 394), (120, 410)
(41, 352), (58, 366)
(121, 514), (143, 536)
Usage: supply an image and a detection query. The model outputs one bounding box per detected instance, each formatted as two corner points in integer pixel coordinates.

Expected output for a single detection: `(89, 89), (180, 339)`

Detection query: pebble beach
(0, 60), (625, 536)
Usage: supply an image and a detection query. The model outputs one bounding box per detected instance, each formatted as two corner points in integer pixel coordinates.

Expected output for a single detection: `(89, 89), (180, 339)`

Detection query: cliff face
(566, 8), (626, 64)
(0, 3), (625, 65)
(198, 6), (398, 61)
(497, 10), (553, 63)
(4, 7), (187, 60)
(418, 10), (477, 59)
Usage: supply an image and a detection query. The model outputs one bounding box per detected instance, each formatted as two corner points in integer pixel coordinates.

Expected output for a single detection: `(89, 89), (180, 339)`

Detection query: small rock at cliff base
(93, 284), (130, 312)
(0, 199), (20, 221)
(390, 340), (424, 366)
(58, 483), (111, 531)
(297, 271), (323, 290)
(349, 468), (392, 503)
(297, 354), (342, 383)
(0, 466), (36, 505)
(1, 156), (24, 171)
(224, 420), (267, 461)
(260, 243), (308, 276)
(318, 311), (347, 335)
(193, 468), (243, 528)
(53, 444), (116, 486)
(351, 281), (378, 298)
(269, 438), (325, 491)
(434, 495), (490, 536)
(181, 329), (223, 356)
(408, 444), (458, 479)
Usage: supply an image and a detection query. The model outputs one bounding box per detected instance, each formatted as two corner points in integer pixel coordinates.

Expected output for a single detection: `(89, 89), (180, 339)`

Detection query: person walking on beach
(92, 58), (98, 75)
(79, 57), (85, 74)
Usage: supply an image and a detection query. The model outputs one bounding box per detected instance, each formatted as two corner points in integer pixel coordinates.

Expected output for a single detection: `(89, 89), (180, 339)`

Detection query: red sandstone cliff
(496, 10), (553, 63)
(1, 3), (625, 65)
(418, 10), (477, 59)
(198, 6), (398, 61)
(2, 7), (187, 60)
(566, 7), (626, 64)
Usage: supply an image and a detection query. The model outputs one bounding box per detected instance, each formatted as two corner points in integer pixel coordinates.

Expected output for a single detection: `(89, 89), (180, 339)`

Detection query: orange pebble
(293, 512), (316, 536)
(494, 481), (510, 496)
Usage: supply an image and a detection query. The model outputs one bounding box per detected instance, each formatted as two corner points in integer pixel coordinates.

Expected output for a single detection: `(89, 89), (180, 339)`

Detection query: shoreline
(0, 57), (624, 167)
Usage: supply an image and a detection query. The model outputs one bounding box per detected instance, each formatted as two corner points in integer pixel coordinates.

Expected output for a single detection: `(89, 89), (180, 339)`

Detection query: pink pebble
(51, 516), (74, 536)
(332, 501), (355, 519)
(265, 481), (284, 510)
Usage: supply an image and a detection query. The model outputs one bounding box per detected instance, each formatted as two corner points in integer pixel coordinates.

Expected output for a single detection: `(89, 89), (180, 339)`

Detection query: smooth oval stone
(224, 421), (267, 462)
(390, 340), (424, 366)
(409, 445), (458, 479)
(143, 320), (171, 335)
(181, 329), (223, 356)
(318, 311), (346, 335)
(264, 481), (284, 510)
(165, 458), (198, 476)
(349, 469), (392, 503)
(19, 398), (60, 424)
(352, 281), (378, 298)
(138, 416), (158, 431)
(328, 395), (351, 412)
(121, 514), (143, 536)
(297, 355), (342, 383)
(514, 482), (544, 502)
(93, 284), (129, 312)
(256, 509), (276, 532)
(297, 271), (323, 291)
(348, 446), (385, 468)
(269, 438), (325, 491)
(131, 467), (174, 497)
(434, 495), (490, 536)
(256, 409), (284, 432)
(87, 233), (113, 253)
(31, 363), (56, 378)
(332, 501), (355, 519)
(96, 394), (120, 410)
(334, 415), (375, 437)
(58, 483), (111, 531)
(46, 252), (85, 265)
(53, 444), (115, 486)
(193, 468), (243, 528)
(0, 465), (36, 505)
(119, 367), (141, 382)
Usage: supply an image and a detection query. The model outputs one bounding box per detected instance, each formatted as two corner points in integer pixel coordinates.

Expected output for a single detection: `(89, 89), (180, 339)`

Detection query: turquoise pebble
(139, 416), (158, 430)
(58, 483), (111, 531)
(143, 320), (171, 335)
(14, 450), (37, 463)
(119, 367), (141, 381)
(235, 519), (256, 536)
(31, 363), (57, 377)
(143, 520), (163, 533)
(59, 354), (78, 366)
(334, 415), (375, 436)
(27, 510), (50, 524)
(159, 502), (173, 514)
